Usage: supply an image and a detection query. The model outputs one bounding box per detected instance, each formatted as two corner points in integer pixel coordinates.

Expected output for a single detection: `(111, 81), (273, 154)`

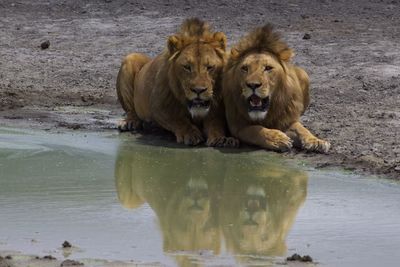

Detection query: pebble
(40, 40), (50, 50)
(61, 259), (84, 266)
(62, 240), (72, 248)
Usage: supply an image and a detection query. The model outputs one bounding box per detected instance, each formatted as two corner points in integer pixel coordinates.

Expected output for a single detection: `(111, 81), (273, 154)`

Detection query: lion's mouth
(187, 98), (211, 109)
(248, 95), (269, 112)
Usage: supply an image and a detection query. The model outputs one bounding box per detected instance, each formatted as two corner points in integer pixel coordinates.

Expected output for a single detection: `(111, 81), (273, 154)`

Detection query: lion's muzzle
(248, 95), (269, 112)
(187, 98), (211, 118)
(188, 98), (211, 109)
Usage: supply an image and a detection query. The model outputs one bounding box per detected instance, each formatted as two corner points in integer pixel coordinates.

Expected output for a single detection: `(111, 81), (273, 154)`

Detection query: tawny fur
(116, 18), (238, 147)
(222, 24), (330, 153)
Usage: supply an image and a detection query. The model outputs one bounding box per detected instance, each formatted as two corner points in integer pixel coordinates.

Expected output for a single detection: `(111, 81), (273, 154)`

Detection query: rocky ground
(0, 0), (399, 178)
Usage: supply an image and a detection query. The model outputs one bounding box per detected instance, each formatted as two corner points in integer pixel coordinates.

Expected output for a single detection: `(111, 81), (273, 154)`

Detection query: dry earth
(0, 0), (399, 178)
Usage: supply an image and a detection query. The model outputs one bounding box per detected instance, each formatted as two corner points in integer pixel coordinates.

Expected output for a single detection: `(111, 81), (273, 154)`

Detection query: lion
(116, 18), (238, 147)
(222, 24), (330, 153)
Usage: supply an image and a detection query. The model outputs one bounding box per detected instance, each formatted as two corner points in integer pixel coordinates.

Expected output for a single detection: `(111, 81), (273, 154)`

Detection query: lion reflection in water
(115, 146), (307, 266)
(220, 165), (307, 260)
(115, 146), (221, 257)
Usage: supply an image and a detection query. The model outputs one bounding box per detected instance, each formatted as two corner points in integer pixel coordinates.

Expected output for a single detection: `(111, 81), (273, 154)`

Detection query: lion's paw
(118, 119), (142, 132)
(267, 130), (293, 152)
(302, 137), (331, 153)
(176, 127), (204, 146)
(207, 136), (240, 148)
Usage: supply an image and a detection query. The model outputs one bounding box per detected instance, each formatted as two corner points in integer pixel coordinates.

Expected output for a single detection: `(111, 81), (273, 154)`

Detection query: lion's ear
(230, 48), (240, 60)
(213, 32), (227, 50)
(168, 35), (183, 55)
(279, 48), (294, 62)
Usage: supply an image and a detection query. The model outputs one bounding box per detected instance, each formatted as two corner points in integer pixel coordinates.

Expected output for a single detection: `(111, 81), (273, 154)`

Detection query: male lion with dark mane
(116, 18), (238, 147)
(222, 24), (330, 153)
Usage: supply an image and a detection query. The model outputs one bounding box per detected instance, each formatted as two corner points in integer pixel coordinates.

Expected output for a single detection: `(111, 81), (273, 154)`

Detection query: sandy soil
(0, 252), (313, 267)
(0, 252), (156, 267)
(0, 0), (399, 178)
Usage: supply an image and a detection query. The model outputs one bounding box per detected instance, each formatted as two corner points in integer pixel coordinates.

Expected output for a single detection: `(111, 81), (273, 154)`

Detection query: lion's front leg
(203, 113), (239, 148)
(117, 111), (143, 132)
(174, 124), (204, 146)
(286, 121), (330, 153)
(237, 125), (293, 152)
(153, 111), (204, 146)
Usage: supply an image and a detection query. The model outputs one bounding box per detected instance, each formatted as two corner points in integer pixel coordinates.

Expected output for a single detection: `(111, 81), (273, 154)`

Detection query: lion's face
(176, 178), (211, 225)
(164, 177), (218, 252)
(168, 32), (227, 119)
(172, 44), (224, 118)
(237, 53), (284, 121)
(234, 185), (281, 254)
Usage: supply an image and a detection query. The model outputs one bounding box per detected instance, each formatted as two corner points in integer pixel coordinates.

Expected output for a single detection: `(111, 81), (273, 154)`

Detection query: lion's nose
(246, 82), (262, 90)
(191, 87), (207, 95)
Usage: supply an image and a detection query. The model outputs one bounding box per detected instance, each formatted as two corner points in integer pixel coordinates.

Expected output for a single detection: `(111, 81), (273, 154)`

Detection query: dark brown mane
(167, 18), (227, 60)
(176, 18), (224, 46)
(179, 18), (210, 37)
(228, 24), (293, 65)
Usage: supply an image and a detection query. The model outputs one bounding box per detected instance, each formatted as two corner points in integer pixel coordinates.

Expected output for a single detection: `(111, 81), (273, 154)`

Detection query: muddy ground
(0, 252), (312, 267)
(0, 0), (399, 178)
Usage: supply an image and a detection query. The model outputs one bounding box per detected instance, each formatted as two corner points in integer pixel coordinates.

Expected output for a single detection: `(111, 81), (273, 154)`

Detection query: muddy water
(1, 128), (400, 267)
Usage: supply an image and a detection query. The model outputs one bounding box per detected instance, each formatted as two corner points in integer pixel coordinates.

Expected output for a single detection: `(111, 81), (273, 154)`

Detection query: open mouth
(248, 95), (269, 112)
(187, 98), (211, 109)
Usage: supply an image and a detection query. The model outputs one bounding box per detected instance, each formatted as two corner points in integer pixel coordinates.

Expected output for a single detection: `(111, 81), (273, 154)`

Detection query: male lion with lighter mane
(222, 24), (330, 153)
(116, 18), (238, 147)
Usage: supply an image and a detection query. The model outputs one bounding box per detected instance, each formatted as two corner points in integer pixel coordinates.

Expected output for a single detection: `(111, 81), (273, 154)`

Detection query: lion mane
(228, 24), (294, 69)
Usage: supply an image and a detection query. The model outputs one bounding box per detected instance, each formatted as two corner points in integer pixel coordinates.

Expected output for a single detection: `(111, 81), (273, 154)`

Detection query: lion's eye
(264, 65), (273, 72)
(206, 65), (215, 72)
(241, 65), (248, 73)
(183, 65), (192, 72)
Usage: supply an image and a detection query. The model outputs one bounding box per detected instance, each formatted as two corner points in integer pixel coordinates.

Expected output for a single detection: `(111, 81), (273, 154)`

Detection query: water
(0, 128), (400, 267)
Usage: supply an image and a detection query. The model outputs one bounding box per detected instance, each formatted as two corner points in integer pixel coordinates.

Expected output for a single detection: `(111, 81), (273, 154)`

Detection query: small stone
(34, 255), (56, 260)
(287, 253), (313, 262)
(301, 255), (313, 262)
(62, 240), (72, 248)
(302, 33), (311, 40)
(43, 255), (56, 260)
(287, 253), (302, 261)
(394, 166), (400, 172)
(61, 259), (84, 266)
(40, 40), (50, 50)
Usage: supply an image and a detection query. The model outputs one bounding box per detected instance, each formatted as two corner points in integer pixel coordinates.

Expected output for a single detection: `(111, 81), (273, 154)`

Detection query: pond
(0, 128), (400, 267)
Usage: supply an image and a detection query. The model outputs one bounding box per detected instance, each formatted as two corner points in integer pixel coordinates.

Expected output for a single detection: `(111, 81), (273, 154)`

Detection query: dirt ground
(0, 252), (312, 267)
(0, 252), (150, 267)
(0, 0), (399, 178)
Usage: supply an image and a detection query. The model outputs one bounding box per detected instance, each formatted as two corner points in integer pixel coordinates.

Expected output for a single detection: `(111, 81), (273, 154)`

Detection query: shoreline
(1, 105), (398, 180)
